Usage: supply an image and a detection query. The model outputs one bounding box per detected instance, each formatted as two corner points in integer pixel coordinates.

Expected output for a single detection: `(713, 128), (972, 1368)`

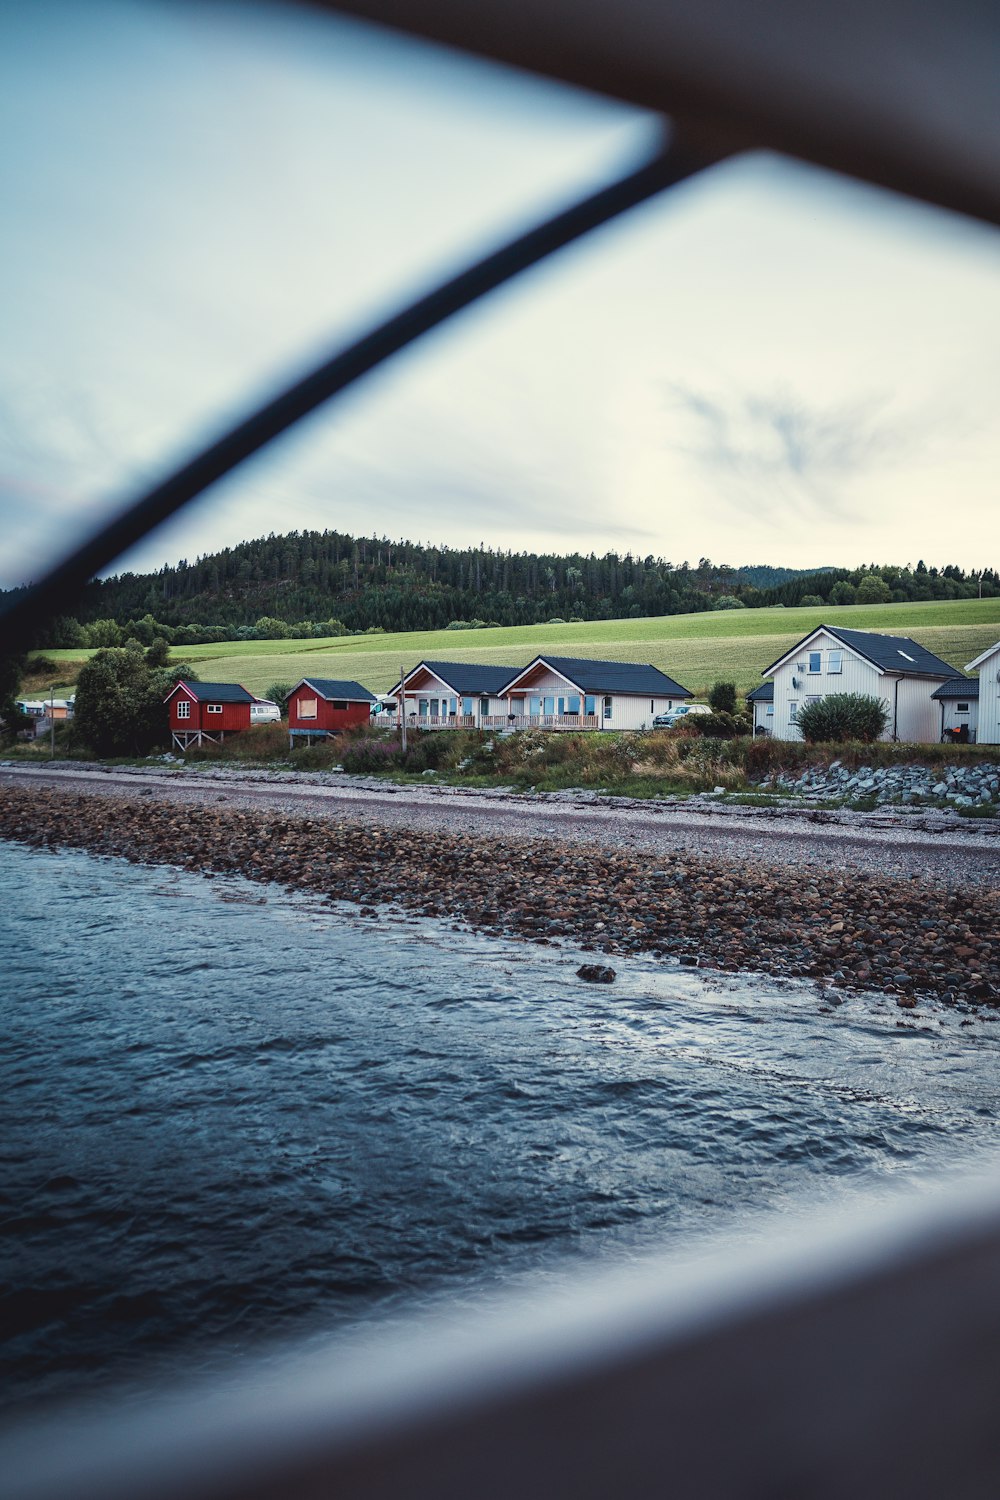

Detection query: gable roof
(931, 677), (980, 700)
(396, 661), (520, 696)
(746, 681), (774, 702)
(293, 678), (376, 703)
(166, 680), (255, 704)
(965, 640), (1000, 672)
(762, 624), (955, 680)
(503, 655), (692, 697)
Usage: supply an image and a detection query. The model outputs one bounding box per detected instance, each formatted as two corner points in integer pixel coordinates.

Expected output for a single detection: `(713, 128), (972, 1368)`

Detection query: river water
(3, 839), (1000, 1415)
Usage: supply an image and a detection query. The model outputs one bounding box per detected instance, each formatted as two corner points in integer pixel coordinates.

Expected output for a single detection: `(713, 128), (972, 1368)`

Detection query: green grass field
(44, 597), (1000, 699)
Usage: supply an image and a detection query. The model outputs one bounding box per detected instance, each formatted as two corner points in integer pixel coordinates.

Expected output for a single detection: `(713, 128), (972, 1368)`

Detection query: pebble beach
(2, 780), (997, 1008)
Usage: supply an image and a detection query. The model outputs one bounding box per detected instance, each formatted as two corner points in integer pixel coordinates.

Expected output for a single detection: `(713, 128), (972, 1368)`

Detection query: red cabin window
(207, 704), (223, 715)
(332, 700), (348, 711)
(177, 700), (190, 720)
(299, 697), (318, 719)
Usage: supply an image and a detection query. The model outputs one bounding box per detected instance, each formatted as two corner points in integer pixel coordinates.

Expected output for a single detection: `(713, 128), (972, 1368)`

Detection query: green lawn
(45, 598), (1000, 699)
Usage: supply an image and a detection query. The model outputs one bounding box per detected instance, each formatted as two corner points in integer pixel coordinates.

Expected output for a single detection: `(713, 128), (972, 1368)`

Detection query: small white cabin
(759, 625), (956, 742)
(931, 679), (979, 743)
(747, 681), (774, 735)
(965, 641), (1000, 746)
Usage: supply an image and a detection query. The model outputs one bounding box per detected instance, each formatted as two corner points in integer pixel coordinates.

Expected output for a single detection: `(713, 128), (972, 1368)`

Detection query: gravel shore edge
(2, 783), (997, 1010)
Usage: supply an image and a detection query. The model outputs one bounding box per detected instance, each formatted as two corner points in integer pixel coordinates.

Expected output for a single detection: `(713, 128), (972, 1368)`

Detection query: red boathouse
(164, 680), (256, 750)
(286, 678), (377, 744)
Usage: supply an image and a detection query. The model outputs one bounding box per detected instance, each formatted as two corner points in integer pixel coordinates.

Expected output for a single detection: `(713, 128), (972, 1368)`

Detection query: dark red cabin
(287, 678), (376, 742)
(164, 680), (255, 749)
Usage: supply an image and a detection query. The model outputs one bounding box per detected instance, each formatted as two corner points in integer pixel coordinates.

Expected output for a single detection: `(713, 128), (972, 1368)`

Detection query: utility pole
(399, 663), (407, 753)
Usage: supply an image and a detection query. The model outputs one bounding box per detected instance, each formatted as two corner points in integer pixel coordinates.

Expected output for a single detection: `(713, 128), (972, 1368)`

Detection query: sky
(1, 0), (998, 590)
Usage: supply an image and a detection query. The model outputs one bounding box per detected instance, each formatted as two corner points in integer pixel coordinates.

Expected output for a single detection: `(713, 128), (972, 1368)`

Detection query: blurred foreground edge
(5, 1169), (1000, 1499)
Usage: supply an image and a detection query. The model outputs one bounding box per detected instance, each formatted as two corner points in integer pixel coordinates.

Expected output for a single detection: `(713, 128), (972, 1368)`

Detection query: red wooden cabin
(164, 680), (255, 750)
(286, 678), (376, 743)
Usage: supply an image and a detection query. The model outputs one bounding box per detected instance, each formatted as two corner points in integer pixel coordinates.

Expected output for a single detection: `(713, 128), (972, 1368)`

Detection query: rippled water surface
(3, 840), (1000, 1414)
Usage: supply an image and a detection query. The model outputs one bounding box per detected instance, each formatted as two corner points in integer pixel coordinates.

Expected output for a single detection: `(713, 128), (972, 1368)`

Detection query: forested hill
(10, 529), (996, 648)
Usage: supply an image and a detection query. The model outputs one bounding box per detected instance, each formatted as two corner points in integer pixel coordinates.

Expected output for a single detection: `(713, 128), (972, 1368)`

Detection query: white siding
(503, 667), (677, 729)
(939, 698), (979, 739)
(751, 698), (774, 734)
(972, 644), (1000, 745)
(892, 674), (951, 743)
(769, 631), (884, 740)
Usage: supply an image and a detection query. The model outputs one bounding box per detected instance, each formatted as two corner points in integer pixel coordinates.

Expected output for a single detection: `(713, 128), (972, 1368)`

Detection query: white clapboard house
(388, 662), (521, 728)
(965, 640), (1000, 745)
(497, 656), (693, 731)
(759, 625), (957, 742)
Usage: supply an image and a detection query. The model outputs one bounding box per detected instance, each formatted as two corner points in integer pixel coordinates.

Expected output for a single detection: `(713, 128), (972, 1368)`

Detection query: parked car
(652, 704), (713, 729)
(250, 699), (282, 724)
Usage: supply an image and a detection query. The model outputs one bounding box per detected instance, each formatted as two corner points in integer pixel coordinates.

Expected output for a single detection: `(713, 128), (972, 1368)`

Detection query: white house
(387, 662), (520, 728)
(497, 656), (693, 731)
(965, 641), (1000, 745)
(931, 678), (979, 743)
(759, 625), (957, 742)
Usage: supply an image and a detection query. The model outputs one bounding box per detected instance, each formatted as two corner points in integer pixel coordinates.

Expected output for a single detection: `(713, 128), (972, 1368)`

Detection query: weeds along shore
(1, 784), (997, 1009)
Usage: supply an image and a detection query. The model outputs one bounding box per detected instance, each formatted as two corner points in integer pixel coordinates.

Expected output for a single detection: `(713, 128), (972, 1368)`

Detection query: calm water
(3, 840), (1000, 1415)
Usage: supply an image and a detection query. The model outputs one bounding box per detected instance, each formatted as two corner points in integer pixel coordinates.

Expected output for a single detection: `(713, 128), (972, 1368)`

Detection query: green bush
(708, 681), (737, 714)
(685, 710), (751, 740)
(796, 693), (890, 743)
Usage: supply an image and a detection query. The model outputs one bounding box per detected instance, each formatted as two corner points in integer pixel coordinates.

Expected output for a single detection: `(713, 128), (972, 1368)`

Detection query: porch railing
(482, 714), (601, 731)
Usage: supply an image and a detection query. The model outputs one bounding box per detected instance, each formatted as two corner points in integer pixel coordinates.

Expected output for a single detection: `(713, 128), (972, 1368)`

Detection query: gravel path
(2, 761), (999, 887)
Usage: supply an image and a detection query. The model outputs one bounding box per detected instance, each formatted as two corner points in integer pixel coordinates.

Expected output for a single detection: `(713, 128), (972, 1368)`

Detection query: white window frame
(176, 699), (190, 720)
(789, 701), (798, 720)
(808, 651), (822, 674)
(206, 703), (223, 715)
(828, 650), (843, 674)
(957, 702), (970, 714)
(602, 696), (613, 720)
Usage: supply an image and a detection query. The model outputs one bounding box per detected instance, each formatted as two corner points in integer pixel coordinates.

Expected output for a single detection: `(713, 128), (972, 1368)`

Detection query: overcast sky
(2, 0), (998, 590)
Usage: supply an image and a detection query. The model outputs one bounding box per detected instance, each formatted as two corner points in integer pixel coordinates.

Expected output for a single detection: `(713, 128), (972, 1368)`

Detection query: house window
(567, 696), (580, 715)
(806, 695), (822, 705)
(462, 696), (473, 715)
(828, 650), (843, 674)
(207, 703), (223, 715)
(176, 700), (190, 720)
(603, 696), (613, 720)
(299, 697), (318, 719)
(449, 698), (458, 716)
(766, 704), (774, 717)
(480, 697), (489, 716)
(585, 695), (596, 716)
(332, 700), (348, 711)
(808, 652), (822, 673)
(418, 699), (429, 718)
(957, 702), (969, 714)
(789, 701), (798, 720)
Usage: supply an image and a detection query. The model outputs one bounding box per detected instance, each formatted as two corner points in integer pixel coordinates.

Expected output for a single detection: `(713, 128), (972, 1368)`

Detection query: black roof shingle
(408, 662), (521, 696)
(931, 677), (980, 700)
(172, 680), (255, 704)
(512, 655), (692, 697)
(296, 678), (376, 702)
(764, 625), (956, 680)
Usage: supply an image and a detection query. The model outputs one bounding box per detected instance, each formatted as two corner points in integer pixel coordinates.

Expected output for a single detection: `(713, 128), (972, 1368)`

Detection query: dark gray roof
(824, 625), (956, 677)
(764, 625), (956, 679)
(296, 678), (377, 703)
(747, 681), (774, 702)
(517, 656), (692, 697)
(173, 680), (255, 704)
(931, 677), (980, 700)
(414, 662), (521, 695)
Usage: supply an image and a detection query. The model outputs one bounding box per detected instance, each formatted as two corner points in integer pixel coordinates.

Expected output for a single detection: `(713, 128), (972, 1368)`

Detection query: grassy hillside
(44, 598), (1000, 699)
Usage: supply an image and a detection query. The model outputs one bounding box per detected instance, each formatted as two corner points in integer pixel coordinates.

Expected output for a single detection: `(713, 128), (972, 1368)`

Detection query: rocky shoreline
(2, 783), (998, 1010)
